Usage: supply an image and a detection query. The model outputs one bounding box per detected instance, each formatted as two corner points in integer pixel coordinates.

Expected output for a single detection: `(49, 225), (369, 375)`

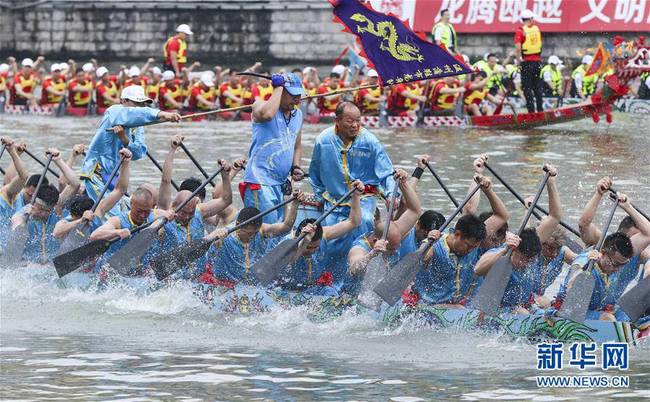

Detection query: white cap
(176, 24), (193, 35)
(200, 72), (214, 86)
(548, 55), (561, 65)
(82, 62), (95, 73)
(0, 63), (9, 74)
(151, 66), (162, 76)
(96, 66), (108, 78)
(162, 70), (175, 81)
(21, 58), (34, 68)
(521, 9), (535, 20)
(128, 65), (141, 77)
(120, 85), (153, 104)
(302, 66), (312, 75)
(582, 55), (593, 65)
(462, 54), (470, 64)
(332, 64), (346, 76)
(50, 63), (62, 72)
(367, 69), (378, 78)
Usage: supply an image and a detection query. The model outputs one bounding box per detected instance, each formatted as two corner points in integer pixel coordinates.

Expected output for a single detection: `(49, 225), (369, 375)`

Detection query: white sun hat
(120, 85), (153, 104)
(176, 24), (193, 35)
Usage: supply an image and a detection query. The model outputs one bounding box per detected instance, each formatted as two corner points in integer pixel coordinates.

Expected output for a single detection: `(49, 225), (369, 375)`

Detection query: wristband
(412, 167), (424, 179)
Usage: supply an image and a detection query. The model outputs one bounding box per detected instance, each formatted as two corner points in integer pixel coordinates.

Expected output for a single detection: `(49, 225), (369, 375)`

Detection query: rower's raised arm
(50, 148), (80, 212)
(578, 176), (611, 247)
(199, 160), (233, 219)
(478, 174), (509, 238)
(0, 138), (29, 201)
(262, 191), (303, 237)
(463, 155), (488, 216)
(252, 76), (283, 122)
(393, 170), (422, 236)
(323, 180), (364, 240)
(158, 135), (182, 210)
(536, 164), (561, 243)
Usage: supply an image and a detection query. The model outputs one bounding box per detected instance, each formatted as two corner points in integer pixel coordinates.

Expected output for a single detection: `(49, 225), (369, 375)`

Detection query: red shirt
(387, 83), (408, 111)
(514, 27), (542, 62)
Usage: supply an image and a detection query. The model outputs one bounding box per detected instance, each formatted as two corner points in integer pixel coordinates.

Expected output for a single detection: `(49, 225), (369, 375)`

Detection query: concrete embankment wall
(0, 1), (644, 67)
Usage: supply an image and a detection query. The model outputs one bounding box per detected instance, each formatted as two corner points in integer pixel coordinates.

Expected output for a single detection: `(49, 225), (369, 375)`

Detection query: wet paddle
(152, 195), (298, 281)
(253, 187), (358, 286)
(58, 155), (126, 253)
(104, 165), (225, 276)
(179, 143), (216, 187)
(0, 144), (6, 175)
(557, 196), (619, 323)
(471, 169), (550, 317)
(146, 151), (180, 191)
(424, 161), (459, 207)
(358, 191), (397, 310)
(374, 181), (482, 306)
(484, 162), (583, 242)
(24, 148), (60, 179)
(618, 275), (650, 322)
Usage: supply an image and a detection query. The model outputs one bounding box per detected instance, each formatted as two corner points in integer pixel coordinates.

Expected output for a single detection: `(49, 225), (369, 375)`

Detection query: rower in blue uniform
(80, 85), (180, 214)
(346, 169), (421, 295)
(203, 192), (304, 286)
(0, 137), (29, 247)
(561, 194), (650, 321)
(276, 179), (364, 296)
(308, 101), (396, 289)
(413, 174), (509, 306)
(242, 73), (305, 224)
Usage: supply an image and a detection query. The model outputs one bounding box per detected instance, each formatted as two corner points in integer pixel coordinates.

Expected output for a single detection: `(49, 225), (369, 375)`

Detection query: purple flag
(331, 0), (472, 86)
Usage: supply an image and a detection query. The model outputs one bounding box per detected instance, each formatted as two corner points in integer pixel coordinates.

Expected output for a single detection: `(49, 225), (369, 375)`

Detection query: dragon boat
(53, 269), (647, 345)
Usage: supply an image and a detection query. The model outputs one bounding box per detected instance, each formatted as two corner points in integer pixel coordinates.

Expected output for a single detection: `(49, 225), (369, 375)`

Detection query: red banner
(373, 0), (650, 33)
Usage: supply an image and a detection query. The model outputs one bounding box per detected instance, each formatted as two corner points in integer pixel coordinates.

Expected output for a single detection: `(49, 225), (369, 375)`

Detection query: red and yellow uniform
(0, 72), (8, 93)
(10, 72), (37, 105)
(123, 76), (149, 88)
(317, 82), (344, 114)
(219, 82), (244, 108)
(252, 83), (273, 102)
(68, 78), (93, 107)
(164, 36), (188, 71)
(514, 24), (542, 62)
(40, 75), (66, 105)
(404, 82), (423, 111)
(355, 85), (382, 114)
(242, 85), (255, 105)
(463, 81), (488, 107)
(158, 79), (184, 110)
(430, 79), (460, 111)
(146, 81), (160, 104)
(387, 83), (410, 116)
(189, 82), (216, 111)
(96, 76), (119, 109)
(303, 80), (318, 97)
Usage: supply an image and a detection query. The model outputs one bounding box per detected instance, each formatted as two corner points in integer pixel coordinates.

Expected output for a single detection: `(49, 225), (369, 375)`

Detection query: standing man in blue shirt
(242, 73), (305, 224)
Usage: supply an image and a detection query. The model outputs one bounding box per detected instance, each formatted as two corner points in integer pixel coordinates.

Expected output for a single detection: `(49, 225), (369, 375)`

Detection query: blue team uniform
(243, 108), (302, 224)
(156, 208), (206, 279)
(15, 206), (61, 264)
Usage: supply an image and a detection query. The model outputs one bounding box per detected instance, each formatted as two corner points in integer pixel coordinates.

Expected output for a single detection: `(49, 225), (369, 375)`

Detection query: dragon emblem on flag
(350, 13), (423, 62)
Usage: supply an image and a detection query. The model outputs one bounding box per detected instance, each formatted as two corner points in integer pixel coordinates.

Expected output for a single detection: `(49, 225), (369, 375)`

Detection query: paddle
(152, 195), (298, 281)
(557, 196), (619, 323)
(374, 181), (482, 306)
(357, 191), (397, 310)
(471, 169), (550, 317)
(253, 187), (358, 286)
(0, 144), (6, 175)
(484, 162), (582, 240)
(618, 275), (650, 322)
(5, 153), (53, 262)
(424, 161), (459, 207)
(24, 148), (60, 179)
(53, 163), (223, 278)
(58, 155), (126, 253)
(608, 188), (650, 222)
(146, 151), (180, 191)
(104, 165), (226, 276)
(179, 143), (216, 187)
(416, 80), (432, 126)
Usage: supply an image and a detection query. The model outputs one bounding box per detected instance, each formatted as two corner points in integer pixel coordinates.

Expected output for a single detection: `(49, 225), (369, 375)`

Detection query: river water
(1, 113), (649, 400)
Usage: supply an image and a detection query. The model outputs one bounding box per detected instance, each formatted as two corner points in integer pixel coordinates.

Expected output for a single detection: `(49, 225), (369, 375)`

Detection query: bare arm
(479, 175), (510, 237)
(348, 246), (378, 275)
(199, 162), (233, 219)
(50, 148), (80, 212)
(536, 166), (561, 243)
(323, 180), (364, 240)
(474, 247), (508, 276)
(578, 177), (611, 247)
(0, 139), (28, 201)
(463, 155), (487, 216)
(252, 86), (283, 122)
(262, 193), (302, 237)
(158, 135), (183, 210)
(392, 170), (422, 237)
(89, 216), (128, 241)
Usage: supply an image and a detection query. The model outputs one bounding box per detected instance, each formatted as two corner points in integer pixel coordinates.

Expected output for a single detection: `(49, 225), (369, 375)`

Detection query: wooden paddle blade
(152, 239), (212, 281)
(3, 225), (29, 263)
(58, 227), (92, 255)
(557, 272), (596, 323)
(373, 249), (426, 306)
(471, 255), (513, 317)
(253, 239), (300, 286)
(53, 239), (111, 278)
(105, 226), (159, 276)
(618, 276), (650, 322)
(357, 255), (388, 311)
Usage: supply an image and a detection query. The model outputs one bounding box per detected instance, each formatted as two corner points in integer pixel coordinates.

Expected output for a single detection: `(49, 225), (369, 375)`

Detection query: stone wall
(0, 1), (644, 67)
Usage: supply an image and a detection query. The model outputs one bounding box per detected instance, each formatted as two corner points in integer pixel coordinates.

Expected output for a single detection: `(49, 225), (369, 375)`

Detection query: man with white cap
(241, 72), (305, 224)
(39, 63), (67, 106)
(10, 58), (40, 107)
(188, 72), (216, 111)
(123, 66), (146, 88)
(95, 66), (120, 111)
(354, 69), (384, 115)
(158, 70), (184, 110)
(80, 85), (181, 214)
(164, 24), (193, 76)
(67, 67), (94, 108)
(571, 55), (597, 99)
(514, 9), (544, 112)
(540, 55), (563, 96)
(146, 66), (163, 103)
